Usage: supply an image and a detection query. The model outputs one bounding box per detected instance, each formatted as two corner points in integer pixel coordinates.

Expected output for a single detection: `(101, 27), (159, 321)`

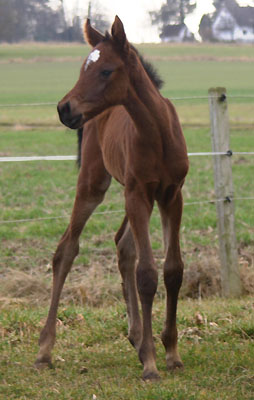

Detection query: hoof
(34, 357), (53, 370)
(167, 360), (184, 372)
(142, 370), (160, 381)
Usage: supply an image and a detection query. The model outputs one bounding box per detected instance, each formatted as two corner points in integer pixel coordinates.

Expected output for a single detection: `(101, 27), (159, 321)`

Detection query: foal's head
(58, 16), (133, 129)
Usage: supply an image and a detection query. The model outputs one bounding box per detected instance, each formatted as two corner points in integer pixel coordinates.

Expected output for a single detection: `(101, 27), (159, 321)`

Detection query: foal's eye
(101, 70), (113, 78)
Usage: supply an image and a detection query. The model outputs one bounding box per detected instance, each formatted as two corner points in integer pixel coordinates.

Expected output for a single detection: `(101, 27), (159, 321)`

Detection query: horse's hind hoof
(167, 360), (184, 372)
(34, 357), (54, 370)
(142, 370), (160, 381)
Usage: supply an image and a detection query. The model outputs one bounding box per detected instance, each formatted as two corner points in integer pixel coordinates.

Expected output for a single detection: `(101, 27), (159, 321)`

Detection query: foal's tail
(77, 127), (83, 168)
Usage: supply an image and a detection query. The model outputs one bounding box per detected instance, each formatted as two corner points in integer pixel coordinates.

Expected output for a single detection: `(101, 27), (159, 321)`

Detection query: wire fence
(1, 151), (254, 163)
(1, 197), (254, 225)
(0, 94), (253, 226)
(0, 93), (254, 108)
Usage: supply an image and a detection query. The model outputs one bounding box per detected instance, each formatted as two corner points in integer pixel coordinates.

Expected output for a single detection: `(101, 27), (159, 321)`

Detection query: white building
(212, 1), (254, 42)
(160, 24), (194, 43)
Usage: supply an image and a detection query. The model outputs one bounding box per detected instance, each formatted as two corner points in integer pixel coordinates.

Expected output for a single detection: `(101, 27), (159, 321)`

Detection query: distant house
(204, 0), (254, 42)
(160, 23), (194, 43)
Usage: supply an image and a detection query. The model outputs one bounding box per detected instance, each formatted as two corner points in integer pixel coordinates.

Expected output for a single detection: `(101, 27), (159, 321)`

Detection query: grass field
(0, 42), (254, 399)
(1, 298), (254, 399)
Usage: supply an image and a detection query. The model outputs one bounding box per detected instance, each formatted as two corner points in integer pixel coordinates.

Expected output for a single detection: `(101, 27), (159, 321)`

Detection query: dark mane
(103, 32), (164, 90)
(130, 45), (164, 90)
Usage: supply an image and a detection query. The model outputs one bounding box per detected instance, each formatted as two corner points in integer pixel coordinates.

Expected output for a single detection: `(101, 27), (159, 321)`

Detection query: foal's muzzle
(57, 101), (83, 129)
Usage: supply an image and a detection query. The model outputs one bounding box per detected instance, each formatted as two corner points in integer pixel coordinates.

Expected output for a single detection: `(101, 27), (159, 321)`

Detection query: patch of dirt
(147, 55), (254, 63)
(0, 56), (84, 64)
(181, 244), (254, 299)
(181, 247), (221, 298)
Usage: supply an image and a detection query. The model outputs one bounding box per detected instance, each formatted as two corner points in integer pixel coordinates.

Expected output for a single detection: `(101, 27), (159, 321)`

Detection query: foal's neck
(124, 56), (168, 140)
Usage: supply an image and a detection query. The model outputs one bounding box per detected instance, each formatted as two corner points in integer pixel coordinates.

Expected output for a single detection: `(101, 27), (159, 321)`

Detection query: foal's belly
(102, 138), (125, 184)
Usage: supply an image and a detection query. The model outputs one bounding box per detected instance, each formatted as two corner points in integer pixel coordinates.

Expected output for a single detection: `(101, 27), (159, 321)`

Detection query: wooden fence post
(208, 87), (242, 297)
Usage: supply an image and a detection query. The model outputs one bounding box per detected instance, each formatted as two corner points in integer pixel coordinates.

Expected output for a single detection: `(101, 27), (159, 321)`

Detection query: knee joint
(117, 246), (136, 279)
(164, 262), (183, 290)
(117, 244), (136, 262)
(137, 264), (158, 298)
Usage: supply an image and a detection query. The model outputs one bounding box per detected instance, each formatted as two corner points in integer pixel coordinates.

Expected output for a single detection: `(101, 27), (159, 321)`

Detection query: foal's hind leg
(115, 216), (142, 350)
(158, 189), (184, 371)
(35, 129), (111, 368)
(125, 182), (159, 380)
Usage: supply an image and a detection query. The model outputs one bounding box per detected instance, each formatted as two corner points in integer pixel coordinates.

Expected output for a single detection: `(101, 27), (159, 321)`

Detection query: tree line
(0, 0), (107, 42)
(0, 0), (80, 42)
(0, 0), (198, 43)
(1, 0), (250, 43)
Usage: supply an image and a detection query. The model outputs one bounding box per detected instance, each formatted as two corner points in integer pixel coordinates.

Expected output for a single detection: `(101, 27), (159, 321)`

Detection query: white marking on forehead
(84, 49), (101, 71)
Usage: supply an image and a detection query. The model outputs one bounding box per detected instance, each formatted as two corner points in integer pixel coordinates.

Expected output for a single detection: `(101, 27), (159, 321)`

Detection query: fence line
(0, 210), (124, 225)
(0, 102), (57, 108)
(0, 155), (77, 162)
(171, 94), (254, 101)
(1, 151), (254, 163)
(1, 197), (254, 225)
(0, 94), (254, 108)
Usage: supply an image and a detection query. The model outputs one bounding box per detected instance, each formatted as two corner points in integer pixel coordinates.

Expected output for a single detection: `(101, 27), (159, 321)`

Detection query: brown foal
(35, 16), (189, 380)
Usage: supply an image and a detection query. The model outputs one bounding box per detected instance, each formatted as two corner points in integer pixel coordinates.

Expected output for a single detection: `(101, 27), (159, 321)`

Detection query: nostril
(57, 100), (82, 129)
(57, 101), (71, 117)
(63, 101), (71, 115)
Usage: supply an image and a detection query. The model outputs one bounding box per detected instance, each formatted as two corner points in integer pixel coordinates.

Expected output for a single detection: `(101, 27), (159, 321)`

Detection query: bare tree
(87, 1), (110, 33)
(0, 0), (66, 42)
(150, 0), (196, 27)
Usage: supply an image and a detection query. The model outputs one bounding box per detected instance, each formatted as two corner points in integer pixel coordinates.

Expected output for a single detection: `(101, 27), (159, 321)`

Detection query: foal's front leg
(35, 130), (111, 368)
(125, 182), (159, 381)
(35, 195), (102, 368)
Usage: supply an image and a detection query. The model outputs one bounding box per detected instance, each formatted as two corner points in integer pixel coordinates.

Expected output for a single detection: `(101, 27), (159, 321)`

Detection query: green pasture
(1, 298), (254, 399)
(1, 42), (254, 126)
(1, 40), (254, 60)
(0, 42), (254, 399)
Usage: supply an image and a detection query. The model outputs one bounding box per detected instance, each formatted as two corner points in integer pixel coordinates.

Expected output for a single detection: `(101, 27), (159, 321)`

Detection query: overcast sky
(54, 0), (253, 42)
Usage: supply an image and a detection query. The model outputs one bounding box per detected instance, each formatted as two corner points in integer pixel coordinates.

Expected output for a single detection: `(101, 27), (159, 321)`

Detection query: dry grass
(1, 244), (253, 308)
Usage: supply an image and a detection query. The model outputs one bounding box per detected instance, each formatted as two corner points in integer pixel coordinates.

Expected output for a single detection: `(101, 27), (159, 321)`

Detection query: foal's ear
(111, 16), (128, 51)
(84, 19), (104, 47)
